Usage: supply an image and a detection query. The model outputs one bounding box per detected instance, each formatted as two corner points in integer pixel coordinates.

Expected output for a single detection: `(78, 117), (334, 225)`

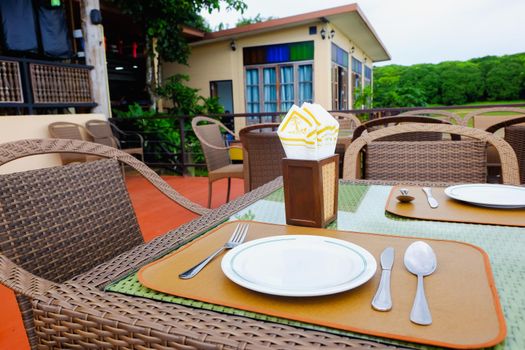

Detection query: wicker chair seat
(208, 163), (244, 181)
(365, 140), (487, 183)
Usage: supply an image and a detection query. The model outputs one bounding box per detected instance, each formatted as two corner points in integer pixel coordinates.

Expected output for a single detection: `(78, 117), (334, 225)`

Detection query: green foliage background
(113, 75), (225, 172)
(373, 52), (525, 107)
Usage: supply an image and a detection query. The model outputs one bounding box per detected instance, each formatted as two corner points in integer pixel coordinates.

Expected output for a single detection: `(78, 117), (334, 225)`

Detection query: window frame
(244, 60), (314, 113)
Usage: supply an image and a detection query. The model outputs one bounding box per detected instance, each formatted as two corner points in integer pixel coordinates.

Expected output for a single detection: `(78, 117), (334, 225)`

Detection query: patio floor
(0, 175), (245, 350)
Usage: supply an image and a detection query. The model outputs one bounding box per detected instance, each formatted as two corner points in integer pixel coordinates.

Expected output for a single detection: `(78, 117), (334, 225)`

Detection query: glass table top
(231, 184), (525, 350)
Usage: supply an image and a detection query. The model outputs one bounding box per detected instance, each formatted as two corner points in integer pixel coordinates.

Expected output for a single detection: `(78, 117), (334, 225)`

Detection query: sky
(201, 0), (525, 66)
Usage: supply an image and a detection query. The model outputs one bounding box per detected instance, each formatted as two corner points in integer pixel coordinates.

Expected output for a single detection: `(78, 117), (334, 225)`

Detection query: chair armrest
(33, 277), (381, 349)
(0, 254), (57, 299)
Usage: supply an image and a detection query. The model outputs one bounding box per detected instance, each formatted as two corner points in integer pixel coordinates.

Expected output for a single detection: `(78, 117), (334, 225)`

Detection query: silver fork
(179, 223), (249, 279)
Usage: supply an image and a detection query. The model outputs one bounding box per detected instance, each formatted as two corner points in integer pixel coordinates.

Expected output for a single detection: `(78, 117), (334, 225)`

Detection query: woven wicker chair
(48, 121), (95, 164)
(463, 107), (525, 128)
(351, 115), (459, 142)
(343, 123), (520, 185)
(239, 123), (286, 192)
(0, 138), (208, 349)
(486, 116), (525, 184)
(86, 119), (144, 161)
(192, 116), (244, 208)
(330, 112), (361, 130)
(396, 109), (463, 125)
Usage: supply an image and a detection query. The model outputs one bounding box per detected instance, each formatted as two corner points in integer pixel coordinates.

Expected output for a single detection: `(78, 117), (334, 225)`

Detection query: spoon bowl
(404, 241), (437, 276)
(404, 241), (437, 326)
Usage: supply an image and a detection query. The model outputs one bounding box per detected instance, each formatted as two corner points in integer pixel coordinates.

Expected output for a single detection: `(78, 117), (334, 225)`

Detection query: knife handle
(372, 270), (392, 311)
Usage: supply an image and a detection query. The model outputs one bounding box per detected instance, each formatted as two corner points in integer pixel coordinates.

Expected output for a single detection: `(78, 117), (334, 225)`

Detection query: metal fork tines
(179, 223), (248, 279)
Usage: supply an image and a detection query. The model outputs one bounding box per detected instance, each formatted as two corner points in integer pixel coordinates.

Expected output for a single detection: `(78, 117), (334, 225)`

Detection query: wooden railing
(111, 104), (525, 174)
(0, 56), (96, 113)
(0, 60), (23, 103)
(30, 63), (92, 103)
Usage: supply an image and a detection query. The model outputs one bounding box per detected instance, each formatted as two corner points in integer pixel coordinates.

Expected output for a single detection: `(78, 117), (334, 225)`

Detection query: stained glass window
(243, 41), (314, 65)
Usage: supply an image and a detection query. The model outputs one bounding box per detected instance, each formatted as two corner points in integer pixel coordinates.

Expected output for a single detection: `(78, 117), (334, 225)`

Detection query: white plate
(221, 235), (377, 297)
(444, 184), (525, 208)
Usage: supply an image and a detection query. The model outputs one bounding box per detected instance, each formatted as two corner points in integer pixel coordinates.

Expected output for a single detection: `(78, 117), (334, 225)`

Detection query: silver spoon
(404, 241), (437, 325)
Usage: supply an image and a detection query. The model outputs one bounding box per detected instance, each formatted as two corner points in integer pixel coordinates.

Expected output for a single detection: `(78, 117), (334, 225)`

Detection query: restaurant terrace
(0, 1), (524, 350)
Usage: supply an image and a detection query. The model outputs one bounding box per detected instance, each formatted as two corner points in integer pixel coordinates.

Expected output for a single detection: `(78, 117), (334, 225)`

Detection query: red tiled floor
(0, 175), (244, 349)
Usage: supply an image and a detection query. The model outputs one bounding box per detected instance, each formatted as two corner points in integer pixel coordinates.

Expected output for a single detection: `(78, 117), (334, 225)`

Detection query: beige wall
(0, 113), (106, 174)
(163, 23), (375, 130)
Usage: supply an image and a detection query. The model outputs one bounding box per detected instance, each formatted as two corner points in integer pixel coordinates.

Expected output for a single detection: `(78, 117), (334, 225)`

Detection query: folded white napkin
(277, 103), (339, 160)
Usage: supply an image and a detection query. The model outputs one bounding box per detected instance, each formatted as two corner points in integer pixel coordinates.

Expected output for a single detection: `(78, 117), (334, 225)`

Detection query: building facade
(163, 3), (390, 129)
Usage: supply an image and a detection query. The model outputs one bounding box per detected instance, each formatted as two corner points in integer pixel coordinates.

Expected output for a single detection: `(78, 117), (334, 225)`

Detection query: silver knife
(372, 247), (395, 311)
(422, 187), (439, 209)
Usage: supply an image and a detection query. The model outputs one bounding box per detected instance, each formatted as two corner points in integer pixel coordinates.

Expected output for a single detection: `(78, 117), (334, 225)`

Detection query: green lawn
(416, 101), (525, 126)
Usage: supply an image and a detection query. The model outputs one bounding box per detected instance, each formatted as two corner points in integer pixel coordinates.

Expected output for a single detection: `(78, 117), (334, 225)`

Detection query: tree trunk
(145, 37), (158, 111)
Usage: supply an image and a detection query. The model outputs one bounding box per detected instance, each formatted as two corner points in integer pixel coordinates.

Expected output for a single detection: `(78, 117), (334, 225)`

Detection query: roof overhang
(191, 3), (390, 63)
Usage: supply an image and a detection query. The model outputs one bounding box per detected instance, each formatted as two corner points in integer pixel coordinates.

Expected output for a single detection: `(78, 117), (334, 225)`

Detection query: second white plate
(221, 235), (377, 297)
(444, 184), (525, 208)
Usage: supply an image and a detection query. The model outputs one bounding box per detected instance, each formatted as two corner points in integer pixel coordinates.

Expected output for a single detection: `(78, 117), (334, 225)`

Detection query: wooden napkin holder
(282, 154), (339, 228)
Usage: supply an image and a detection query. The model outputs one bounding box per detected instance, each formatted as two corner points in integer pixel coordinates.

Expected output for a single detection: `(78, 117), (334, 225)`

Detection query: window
(280, 66), (294, 111)
(244, 41), (314, 117)
(298, 65), (313, 106)
(245, 69), (260, 113)
(331, 43), (348, 110)
(263, 67), (277, 112)
(351, 57), (363, 89)
(364, 66), (372, 86)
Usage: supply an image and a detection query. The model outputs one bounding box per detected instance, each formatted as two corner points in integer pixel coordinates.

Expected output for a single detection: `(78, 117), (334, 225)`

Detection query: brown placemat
(138, 221), (506, 349)
(386, 186), (525, 227)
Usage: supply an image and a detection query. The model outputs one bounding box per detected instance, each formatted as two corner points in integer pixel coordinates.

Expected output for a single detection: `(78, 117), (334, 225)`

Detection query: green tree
(485, 58), (524, 100)
(438, 62), (483, 105)
(399, 64), (439, 104)
(353, 85), (373, 109)
(373, 52), (525, 107)
(235, 13), (276, 26)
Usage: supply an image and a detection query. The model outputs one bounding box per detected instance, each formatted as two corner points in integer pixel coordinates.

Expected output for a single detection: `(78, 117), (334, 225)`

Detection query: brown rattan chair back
(86, 119), (144, 162)
(351, 116), (458, 142)
(85, 119), (119, 147)
(239, 123), (285, 191)
(0, 138), (208, 348)
(48, 121), (95, 164)
(330, 112), (361, 130)
(396, 109), (463, 125)
(344, 123), (521, 185)
(486, 116), (525, 184)
(192, 116), (233, 172)
(464, 107), (525, 129)
(191, 116), (244, 207)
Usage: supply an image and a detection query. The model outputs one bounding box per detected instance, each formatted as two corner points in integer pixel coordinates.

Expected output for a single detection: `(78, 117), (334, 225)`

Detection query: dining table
(64, 178), (524, 350)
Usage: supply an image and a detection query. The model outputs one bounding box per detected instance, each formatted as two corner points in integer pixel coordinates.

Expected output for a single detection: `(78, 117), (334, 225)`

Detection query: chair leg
(208, 180), (212, 208)
(226, 177), (231, 203)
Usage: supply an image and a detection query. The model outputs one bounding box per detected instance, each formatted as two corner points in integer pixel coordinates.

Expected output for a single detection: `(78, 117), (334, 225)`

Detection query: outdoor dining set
(0, 106), (524, 349)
